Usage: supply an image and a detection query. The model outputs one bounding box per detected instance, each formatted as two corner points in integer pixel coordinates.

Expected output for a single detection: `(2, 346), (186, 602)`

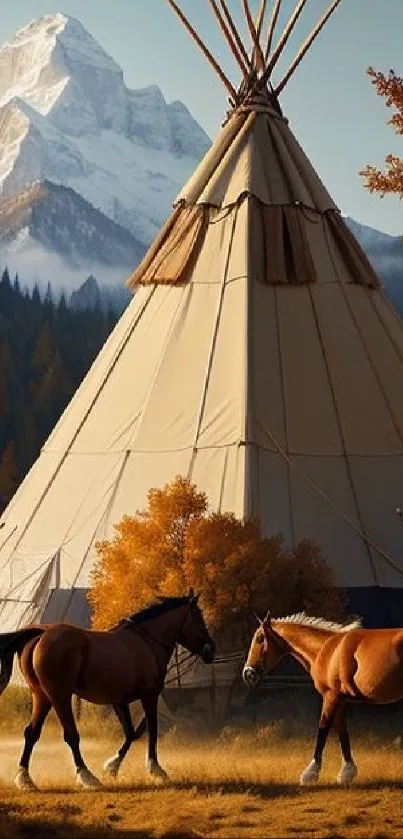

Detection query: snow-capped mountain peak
(0, 14), (122, 115)
(0, 13), (211, 252)
(0, 13), (210, 149)
(0, 14), (67, 114)
(0, 13), (131, 136)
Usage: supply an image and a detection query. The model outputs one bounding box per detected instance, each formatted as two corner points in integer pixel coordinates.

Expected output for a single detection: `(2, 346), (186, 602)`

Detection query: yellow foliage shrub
(88, 476), (345, 631)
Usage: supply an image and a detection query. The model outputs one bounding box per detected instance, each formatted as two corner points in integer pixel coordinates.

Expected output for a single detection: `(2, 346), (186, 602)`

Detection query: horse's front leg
(142, 693), (168, 780)
(300, 690), (339, 786)
(333, 703), (357, 786)
(103, 704), (146, 779)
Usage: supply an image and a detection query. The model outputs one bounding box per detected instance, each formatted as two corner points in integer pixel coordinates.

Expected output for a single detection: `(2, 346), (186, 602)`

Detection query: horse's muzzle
(243, 665), (263, 687)
(202, 642), (215, 664)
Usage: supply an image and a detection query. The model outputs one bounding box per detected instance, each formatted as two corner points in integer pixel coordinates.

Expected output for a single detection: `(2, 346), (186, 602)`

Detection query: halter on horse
(0, 590), (215, 790)
(243, 610), (403, 786)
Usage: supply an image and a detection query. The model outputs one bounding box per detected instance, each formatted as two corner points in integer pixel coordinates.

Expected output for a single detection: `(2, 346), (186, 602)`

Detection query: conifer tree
(0, 266), (120, 512)
(1, 267), (11, 286)
(0, 441), (18, 511)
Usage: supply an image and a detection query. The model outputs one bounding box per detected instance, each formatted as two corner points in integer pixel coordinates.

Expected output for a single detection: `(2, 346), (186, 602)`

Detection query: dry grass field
(0, 689), (403, 838)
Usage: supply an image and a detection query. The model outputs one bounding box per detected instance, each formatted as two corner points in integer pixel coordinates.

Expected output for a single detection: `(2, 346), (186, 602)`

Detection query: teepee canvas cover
(0, 0), (403, 643)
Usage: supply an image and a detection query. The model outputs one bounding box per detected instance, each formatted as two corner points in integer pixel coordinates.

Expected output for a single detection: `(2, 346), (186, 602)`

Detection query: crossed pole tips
(164, 0), (343, 104)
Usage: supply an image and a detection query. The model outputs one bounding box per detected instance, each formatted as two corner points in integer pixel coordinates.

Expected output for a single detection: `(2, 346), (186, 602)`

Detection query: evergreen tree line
(0, 268), (118, 513)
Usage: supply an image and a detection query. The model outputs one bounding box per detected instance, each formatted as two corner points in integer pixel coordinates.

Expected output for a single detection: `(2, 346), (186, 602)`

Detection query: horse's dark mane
(111, 596), (191, 631)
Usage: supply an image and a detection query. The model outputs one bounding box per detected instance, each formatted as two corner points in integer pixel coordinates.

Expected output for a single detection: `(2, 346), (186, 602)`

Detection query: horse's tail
(0, 627), (45, 696)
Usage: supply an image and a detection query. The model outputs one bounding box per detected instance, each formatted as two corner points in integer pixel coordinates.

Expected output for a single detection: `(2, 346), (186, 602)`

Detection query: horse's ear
(262, 610), (271, 627)
(254, 613), (263, 626)
(188, 587), (196, 601)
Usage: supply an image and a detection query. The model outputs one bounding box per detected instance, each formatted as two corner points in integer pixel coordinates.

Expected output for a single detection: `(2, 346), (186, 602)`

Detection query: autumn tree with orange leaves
(89, 477), (344, 632)
(360, 67), (403, 198)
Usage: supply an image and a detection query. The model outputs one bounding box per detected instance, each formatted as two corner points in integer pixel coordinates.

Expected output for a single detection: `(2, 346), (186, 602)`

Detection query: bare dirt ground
(1, 731), (403, 838)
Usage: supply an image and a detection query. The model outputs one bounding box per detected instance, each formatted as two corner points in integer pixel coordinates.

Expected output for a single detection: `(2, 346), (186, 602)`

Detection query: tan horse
(243, 611), (403, 786)
(0, 592), (214, 790)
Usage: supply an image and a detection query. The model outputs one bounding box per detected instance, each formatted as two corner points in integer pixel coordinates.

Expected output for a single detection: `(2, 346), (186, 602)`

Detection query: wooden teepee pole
(206, 0), (249, 77)
(242, 0), (266, 73)
(265, 0), (282, 61)
(263, 0), (308, 83)
(165, 0), (237, 100)
(253, 0), (268, 69)
(218, 0), (251, 71)
(274, 0), (343, 95)
(255, 0), (268, 43)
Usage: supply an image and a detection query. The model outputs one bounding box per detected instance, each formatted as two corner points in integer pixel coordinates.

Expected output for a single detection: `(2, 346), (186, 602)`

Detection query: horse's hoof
(103, 754), (121, 778)
(299, 759), (321, 786)
(15, 767), (37, 791)
(147, 760), (168, 781)
(76, 767), (102, 789)
(337, 761), (357, 787)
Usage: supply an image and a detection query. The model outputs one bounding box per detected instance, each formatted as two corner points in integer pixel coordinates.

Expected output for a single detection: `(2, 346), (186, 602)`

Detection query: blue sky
(0, 0), (402, 234)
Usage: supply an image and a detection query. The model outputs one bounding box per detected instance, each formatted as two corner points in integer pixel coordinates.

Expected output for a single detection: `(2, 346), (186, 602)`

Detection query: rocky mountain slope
(0, 180), (144, 267)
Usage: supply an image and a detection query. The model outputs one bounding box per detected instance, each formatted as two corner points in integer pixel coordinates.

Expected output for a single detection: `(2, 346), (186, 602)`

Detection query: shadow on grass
(1, 779), (403, 838)
(17, 776), (403, 800)
(117, 777), (403, 796)
(0, 807), (202, 839)
(0, 808), (152, 838)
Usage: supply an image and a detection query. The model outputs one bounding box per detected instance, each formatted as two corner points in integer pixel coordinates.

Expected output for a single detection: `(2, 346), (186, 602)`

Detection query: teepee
(1, 0), (403, 644)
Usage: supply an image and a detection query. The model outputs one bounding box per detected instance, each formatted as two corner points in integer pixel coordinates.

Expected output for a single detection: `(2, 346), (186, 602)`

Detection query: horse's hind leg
(103, 703), (146, 779)
(51, 693), (101, 789)
(333, 703), (357, 786)
(300, 691), (339, 786)
(15, 687), (51, 791)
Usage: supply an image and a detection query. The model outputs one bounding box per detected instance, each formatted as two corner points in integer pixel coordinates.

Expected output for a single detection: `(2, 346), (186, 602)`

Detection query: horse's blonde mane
(273, 612), (362, 633)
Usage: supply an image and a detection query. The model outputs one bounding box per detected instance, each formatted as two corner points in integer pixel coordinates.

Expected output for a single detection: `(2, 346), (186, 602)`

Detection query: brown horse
(0, 591), (215, 790)
(243, 611), (403, 786)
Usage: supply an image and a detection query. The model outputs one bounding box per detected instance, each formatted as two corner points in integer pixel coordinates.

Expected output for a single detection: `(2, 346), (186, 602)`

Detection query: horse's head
(243, 612), (287, 688)
(178, 590), (215, 664)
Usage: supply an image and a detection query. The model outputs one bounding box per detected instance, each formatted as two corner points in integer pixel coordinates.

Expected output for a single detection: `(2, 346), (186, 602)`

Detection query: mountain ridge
(0, 180), (145, 289)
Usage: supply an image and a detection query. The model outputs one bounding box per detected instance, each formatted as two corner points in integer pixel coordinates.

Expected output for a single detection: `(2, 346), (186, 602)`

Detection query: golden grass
(0, 724), (402, 837)
(0, 686), (121, 738)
